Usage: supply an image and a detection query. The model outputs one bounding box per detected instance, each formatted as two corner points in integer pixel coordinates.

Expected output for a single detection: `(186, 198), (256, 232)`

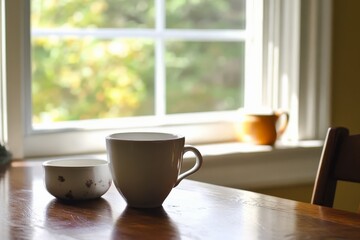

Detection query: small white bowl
(43, 158), (112, 201)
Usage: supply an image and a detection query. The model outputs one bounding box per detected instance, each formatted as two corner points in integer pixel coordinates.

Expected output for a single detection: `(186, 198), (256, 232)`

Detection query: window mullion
(32, 29), (247, 41)
(155, 0), (166, 117)
(244, 0), (263, 109)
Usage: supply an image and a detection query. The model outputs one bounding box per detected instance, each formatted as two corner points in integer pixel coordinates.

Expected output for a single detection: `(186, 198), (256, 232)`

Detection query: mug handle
(275, 110), (289, 137)
(174, 145), (203, 187)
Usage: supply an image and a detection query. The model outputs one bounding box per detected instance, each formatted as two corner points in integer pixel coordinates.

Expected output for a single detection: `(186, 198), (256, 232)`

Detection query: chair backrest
(311, 127), (360, 207)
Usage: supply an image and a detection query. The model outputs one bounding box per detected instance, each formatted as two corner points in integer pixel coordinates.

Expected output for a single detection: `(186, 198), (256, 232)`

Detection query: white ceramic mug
(106, 132), (203, 208)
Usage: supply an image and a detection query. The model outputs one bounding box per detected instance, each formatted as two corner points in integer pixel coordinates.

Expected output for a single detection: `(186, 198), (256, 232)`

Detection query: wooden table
(0, 161), (359, 239)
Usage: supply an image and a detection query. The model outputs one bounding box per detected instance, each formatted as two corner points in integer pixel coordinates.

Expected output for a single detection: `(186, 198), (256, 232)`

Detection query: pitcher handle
(175, 145), (203, 187)
(275, 110), (289, 137)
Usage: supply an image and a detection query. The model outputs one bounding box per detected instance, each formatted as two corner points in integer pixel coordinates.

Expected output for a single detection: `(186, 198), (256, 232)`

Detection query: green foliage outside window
(31, 0), (245, 123)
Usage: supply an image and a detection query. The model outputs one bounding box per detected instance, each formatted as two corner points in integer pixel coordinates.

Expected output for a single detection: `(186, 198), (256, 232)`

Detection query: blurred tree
(31, 0), (245, 123)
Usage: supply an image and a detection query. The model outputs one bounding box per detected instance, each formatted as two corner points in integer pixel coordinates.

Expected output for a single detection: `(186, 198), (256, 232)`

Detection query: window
(31, 0), (246, 125)
(3, 0), (332, 158)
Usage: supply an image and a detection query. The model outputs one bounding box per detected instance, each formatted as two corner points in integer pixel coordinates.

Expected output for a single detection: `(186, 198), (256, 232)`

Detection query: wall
(331, 1), (360, 132)
(330, 0), (360, 213)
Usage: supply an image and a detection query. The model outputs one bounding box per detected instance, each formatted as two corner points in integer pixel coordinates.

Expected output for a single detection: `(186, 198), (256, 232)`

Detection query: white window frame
(3, 0), (332, 158)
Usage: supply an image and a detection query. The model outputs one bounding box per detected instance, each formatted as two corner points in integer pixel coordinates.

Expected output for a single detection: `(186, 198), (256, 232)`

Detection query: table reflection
(45, 198), (113, 228)
(112, 206), (180, 240)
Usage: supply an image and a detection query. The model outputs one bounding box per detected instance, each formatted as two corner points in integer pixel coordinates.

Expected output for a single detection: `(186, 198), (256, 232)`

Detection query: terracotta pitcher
(235, 110), (289, 145)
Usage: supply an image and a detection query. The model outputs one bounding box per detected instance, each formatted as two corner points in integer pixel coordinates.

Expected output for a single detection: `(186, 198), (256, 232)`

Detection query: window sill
(26, 140), (323, 190)
(182, 140), (323, 189)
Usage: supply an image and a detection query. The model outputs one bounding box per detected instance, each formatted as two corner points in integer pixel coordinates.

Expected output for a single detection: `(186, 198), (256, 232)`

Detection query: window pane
(32, 37), (155, 123)
(165, 41), (245, 114)
(31, 0), (155, 28)
(30, 0), (247, 126)
(166, 0), (246, 29)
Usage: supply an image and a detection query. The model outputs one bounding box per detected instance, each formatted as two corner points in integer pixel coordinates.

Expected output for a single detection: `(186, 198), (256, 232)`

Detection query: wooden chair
(311, 127), (360, 208)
